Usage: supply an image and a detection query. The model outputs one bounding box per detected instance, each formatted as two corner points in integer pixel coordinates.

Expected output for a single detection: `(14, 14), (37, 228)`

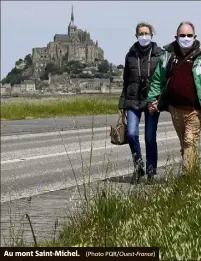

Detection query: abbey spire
(71, 5), (74, 22)
(68, 5), (77, 35)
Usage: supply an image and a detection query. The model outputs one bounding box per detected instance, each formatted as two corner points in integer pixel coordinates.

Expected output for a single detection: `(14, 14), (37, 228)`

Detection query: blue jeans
(127, 109), (160, 175)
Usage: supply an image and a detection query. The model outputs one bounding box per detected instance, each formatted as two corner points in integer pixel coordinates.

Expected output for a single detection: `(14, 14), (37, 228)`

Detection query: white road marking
(1, 135), (178, 164)
(1, 156), (181, 203)
(1, 121), (173, 141)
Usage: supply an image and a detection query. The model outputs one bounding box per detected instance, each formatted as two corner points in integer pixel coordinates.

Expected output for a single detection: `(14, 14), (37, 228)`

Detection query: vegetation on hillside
(1, 53), (122, 85)
(1, 54), (33, 86)
(40, 58), (121, 80)
(117, 64), (124, 69)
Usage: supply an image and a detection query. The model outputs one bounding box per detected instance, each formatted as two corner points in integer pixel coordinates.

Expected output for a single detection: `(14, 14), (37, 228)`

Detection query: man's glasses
(179, 34), (194, 38)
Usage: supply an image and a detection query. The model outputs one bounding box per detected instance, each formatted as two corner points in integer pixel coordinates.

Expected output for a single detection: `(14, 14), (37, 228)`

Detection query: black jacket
(118, 42), (163, 111)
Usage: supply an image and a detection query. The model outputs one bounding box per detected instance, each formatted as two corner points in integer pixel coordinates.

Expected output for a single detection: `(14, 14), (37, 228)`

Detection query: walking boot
(131, 156), (145, 185)
(146, 167), (157, 185)
(146, 175), (154, 185)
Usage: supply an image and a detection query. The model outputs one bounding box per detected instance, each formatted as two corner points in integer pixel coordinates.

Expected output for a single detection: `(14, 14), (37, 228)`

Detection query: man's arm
(195, 57), (201, 103)
(146, 54), (167, 103)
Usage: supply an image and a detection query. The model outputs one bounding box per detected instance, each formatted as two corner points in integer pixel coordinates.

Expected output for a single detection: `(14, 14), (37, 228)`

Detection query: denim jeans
(127, 109), (160, 175)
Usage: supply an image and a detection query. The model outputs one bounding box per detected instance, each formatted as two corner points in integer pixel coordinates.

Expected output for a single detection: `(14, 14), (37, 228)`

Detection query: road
(1, 112), (183, 246)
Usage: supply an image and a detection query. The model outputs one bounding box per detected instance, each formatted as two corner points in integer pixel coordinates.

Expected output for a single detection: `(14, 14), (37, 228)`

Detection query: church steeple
(68, 4), (77, 35)
(71, 5), (74, 22)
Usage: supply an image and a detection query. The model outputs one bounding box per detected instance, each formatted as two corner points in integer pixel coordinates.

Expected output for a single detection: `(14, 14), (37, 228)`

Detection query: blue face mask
(138, 35), (152, 46)
(178, 36), (194, 49)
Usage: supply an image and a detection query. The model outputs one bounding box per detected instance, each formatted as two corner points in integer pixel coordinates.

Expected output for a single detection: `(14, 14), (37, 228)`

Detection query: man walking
(147, 21), (201, 173)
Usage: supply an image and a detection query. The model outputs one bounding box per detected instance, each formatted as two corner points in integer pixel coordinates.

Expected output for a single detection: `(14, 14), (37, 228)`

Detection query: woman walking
(118, 22), (163, 184)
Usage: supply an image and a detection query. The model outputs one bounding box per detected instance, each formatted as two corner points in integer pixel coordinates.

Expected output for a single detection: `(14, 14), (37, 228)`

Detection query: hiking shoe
(146, 175), (154, 185)
(130, 155), (145, 184)
(130, 167), (145, 185)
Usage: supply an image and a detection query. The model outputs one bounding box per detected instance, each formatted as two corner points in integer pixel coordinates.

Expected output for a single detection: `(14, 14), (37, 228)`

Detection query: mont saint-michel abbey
(32, 7), (104, 77)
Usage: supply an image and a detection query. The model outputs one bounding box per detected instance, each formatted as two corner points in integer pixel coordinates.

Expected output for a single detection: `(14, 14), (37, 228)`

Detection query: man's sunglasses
(179, 34), (194, 38)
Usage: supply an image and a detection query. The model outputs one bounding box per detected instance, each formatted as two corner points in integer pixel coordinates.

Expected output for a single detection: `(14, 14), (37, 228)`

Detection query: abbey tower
(32, 6), (104, 78)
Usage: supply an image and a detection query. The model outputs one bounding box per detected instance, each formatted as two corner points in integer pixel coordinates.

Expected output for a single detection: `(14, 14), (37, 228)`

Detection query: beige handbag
(110, 114), (128, 145)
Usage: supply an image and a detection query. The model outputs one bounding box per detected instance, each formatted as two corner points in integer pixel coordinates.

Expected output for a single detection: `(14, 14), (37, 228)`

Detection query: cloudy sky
(1, 1), (201, 79)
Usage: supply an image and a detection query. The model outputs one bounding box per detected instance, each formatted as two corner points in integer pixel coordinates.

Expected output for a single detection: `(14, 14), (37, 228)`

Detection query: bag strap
(117, 113), (127, 125)
(137, 48), (152, 78)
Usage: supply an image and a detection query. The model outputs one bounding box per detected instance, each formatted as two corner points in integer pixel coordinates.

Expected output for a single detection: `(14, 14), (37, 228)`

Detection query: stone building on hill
(32, 6), (104, 78)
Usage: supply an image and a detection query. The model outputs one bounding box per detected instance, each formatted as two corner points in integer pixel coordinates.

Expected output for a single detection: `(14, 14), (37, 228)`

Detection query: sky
(1, 1), (201, 79)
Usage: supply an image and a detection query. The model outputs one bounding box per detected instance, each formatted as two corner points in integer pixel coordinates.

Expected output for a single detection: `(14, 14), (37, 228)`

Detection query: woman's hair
(136, 22), (156, 35)
(176, 21), (195, 35)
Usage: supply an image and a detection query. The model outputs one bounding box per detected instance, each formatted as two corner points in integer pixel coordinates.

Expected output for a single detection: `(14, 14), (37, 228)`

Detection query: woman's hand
(148, 101), (159, 114)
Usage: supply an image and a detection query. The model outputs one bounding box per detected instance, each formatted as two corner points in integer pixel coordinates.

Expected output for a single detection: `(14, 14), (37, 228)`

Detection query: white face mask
(178, 36), (194, 49)
(138, 35), (152, 47)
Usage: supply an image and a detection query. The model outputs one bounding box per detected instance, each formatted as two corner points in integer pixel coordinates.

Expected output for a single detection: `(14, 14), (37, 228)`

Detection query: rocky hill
(1, 7), (124, 87)
(1, 55), (123, 87)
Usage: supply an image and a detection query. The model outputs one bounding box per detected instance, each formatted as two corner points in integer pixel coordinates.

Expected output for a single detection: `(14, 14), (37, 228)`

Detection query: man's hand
(148, 101), (159, 114)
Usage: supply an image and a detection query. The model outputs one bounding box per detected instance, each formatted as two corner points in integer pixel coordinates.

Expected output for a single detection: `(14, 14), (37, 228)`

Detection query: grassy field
(39, 162), (201, 261)
(0, 95), (119, 120)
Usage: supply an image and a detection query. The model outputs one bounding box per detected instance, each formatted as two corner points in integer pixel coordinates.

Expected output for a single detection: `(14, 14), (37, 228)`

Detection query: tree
(110, 76), (114, 83)
(2, 54), (32, 86)
(1, 78), (7, 84)
(10, 68), (21, 74)
(79, 73), (93, 79)
(40, 74), (48, 81)
(3, 73), (28, 86)
(94, 72), (105, 79)
(62, 53), (68, 63)
(1, 66), (28, 85)
(61, 60), (84, 75)
(45, 63), (56, 72)
(117, 64), (124, 69)
(39, 63), (59, 80)
(112, 71), (121, 76)
(24, 54), (32, 65)
(98, 60), (110, 73)
(15, 59), (23, 66)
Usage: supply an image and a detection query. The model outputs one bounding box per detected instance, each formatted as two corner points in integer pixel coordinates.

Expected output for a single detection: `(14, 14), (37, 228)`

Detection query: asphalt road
(1, 112), (183, 245)
(1, 112), (172, 135)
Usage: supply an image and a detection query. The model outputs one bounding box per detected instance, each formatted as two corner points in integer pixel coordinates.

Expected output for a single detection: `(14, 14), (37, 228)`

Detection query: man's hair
(176, 21), (195, 35)
(136, 22), (156, 35)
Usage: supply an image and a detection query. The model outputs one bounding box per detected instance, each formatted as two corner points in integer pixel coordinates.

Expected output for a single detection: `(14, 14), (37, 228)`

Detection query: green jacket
(146, 41), (201, 111)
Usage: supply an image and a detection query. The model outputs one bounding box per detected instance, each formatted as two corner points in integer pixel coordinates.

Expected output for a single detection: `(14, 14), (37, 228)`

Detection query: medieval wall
(32, 40), (103, 72)
(32, 47), (49, 64)
(32, 47), (50, 77)
(47, 42), (58, 63)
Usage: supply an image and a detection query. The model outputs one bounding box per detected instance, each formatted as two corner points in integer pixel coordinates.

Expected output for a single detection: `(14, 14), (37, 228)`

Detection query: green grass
(0, 95), (119, 120)
(5, 154), (201, 260)
(41, 163), (201, 261)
